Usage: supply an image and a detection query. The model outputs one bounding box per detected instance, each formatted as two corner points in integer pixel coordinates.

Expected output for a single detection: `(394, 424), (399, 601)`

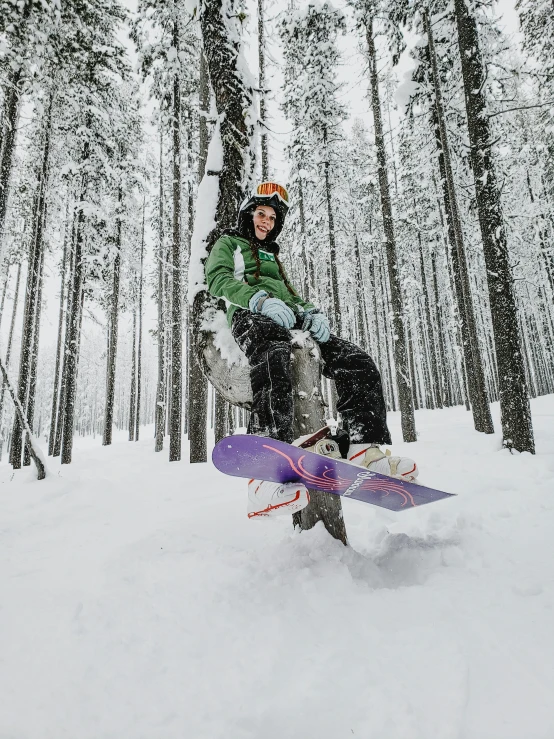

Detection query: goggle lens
(256, 182), (289, 203)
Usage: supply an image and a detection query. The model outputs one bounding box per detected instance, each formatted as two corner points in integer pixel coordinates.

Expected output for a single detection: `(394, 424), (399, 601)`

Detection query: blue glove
(249, 290), (295, 329)
(302, 309), (330, 343)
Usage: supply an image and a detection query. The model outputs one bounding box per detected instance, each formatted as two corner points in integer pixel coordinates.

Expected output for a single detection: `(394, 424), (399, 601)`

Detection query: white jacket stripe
(233, 245), (245, 281)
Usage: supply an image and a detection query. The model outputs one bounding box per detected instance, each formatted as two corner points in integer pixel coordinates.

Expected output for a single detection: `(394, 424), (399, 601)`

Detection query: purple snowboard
(212, 435), (455, 513)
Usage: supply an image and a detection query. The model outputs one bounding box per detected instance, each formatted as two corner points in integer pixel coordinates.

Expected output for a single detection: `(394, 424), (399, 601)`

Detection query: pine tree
(422, 8), (494, 434)
(0, 0), (60, 256)
(351, 0), (417, 442)
(132, 0), (200, 461)
(454, 0), (534, 452)
(280, 3), (347, 333)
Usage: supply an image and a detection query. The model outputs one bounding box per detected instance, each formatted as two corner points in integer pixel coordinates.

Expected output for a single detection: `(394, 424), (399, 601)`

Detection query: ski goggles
(256, 182), (289, 205)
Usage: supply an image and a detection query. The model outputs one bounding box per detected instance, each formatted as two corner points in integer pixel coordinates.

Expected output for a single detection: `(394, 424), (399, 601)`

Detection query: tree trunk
(323, 124), (342, 334)
(352, 231), (369, 351)
(407, 327), (419, 410)
(187, 50), (210, 464)
(365, 15), (416, 442)
(169, 18), (183, 462)
(430, 246), (449, 406)
(416, 222), (442, 407)
(298, 177), (312, 297)
(0, 261), (22, 459)
(53, 217), (78, 458)
(454, 0), (534, 452)
(291, 340), (347, 545)
(11, 96), (53, 468)
(0, 68), (23, 252)
(60, 150), (88, 466)
(0, 355), (45, 480)
(0, 265), (10, 327)
(187, 49), (209, 464)
(48, 204), (71, 455)
(425, 11), (494, 434)
(103, 186), (122, 446)
(258, 0), (269, 179)
(135, 200), (145, 441)
(214, 392), (227, 443)
(129, 305), (137, 441)
(23, 247), (45, 466)
(156, 124), (166, 452)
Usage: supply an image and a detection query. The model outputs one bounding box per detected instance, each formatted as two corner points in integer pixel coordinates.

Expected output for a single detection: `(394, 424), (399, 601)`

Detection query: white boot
(348, 444), (418, 482)
(247, 479), (310, 518)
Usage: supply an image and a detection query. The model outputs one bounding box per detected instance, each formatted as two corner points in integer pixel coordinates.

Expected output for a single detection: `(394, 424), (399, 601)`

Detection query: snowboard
(212, 434), (455, 513)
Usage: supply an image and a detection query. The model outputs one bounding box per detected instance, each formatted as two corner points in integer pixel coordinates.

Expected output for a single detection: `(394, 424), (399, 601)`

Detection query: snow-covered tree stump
(195, 313), (347, 544)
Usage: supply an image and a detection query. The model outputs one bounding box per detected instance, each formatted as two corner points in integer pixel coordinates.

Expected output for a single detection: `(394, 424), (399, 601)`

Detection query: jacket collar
(222, 228), (280, 255)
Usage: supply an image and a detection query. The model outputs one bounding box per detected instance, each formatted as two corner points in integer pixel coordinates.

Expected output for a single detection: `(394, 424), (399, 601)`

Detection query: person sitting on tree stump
(205, 181), (418, 518)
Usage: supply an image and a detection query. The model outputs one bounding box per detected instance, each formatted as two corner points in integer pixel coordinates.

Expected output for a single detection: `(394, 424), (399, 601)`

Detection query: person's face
(252, 205), (276, 240)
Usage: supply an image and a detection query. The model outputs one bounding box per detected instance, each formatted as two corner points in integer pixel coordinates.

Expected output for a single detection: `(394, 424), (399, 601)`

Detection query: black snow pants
(231, 309), (392, 446)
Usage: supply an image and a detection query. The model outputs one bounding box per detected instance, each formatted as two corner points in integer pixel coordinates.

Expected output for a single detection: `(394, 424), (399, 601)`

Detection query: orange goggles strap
(256, 182), (289, 203)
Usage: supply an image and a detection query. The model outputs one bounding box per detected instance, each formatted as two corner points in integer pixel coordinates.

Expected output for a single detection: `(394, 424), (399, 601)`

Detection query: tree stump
(289, 334), (347, 545)
(194, 306), (347, 544)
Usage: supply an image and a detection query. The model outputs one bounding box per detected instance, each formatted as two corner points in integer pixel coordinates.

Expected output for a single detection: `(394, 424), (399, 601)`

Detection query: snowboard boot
(247, 479), (310, 518)
(293, 426), (348, 460)
(246, 428), (325, 518)
(348, 443), (418, 482)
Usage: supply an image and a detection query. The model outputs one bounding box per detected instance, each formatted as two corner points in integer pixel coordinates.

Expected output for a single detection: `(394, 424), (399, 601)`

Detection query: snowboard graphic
(212, 434), (455, 512)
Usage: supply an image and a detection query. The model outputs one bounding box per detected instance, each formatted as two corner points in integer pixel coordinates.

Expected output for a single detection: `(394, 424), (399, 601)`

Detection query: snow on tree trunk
(454, 0), (534, 453)
(190, 0), (258, 452)
(365, 14), (416, 443)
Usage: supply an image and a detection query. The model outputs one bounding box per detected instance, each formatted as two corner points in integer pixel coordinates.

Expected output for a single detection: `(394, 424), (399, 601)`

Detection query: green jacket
(205, 232), (315, 325)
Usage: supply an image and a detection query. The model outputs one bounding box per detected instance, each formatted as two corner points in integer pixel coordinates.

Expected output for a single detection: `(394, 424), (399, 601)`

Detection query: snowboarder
(205, 181), (417, 517)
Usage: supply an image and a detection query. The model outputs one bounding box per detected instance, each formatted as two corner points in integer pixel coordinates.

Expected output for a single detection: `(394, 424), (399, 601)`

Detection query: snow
(188, 118), (223, 303)
(200, 305), (248, 367)
(2, 396), (554, 738)
(395, 70), (420, 113)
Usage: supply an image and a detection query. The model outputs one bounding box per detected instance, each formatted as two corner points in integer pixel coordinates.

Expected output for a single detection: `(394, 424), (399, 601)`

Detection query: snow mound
(1, 396), (554, 738)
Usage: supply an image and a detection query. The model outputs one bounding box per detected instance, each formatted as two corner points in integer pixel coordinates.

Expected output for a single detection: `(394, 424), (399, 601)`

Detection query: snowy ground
(2, 397), (554, 739)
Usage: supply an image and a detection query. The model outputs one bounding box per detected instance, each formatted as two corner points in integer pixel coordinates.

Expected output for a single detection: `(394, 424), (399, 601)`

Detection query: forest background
(0, 0), (552, 475)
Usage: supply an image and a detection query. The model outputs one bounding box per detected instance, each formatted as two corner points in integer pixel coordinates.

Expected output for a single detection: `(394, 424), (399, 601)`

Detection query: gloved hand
(249, 290), (296, 329)
(302, 309), (331, 343)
